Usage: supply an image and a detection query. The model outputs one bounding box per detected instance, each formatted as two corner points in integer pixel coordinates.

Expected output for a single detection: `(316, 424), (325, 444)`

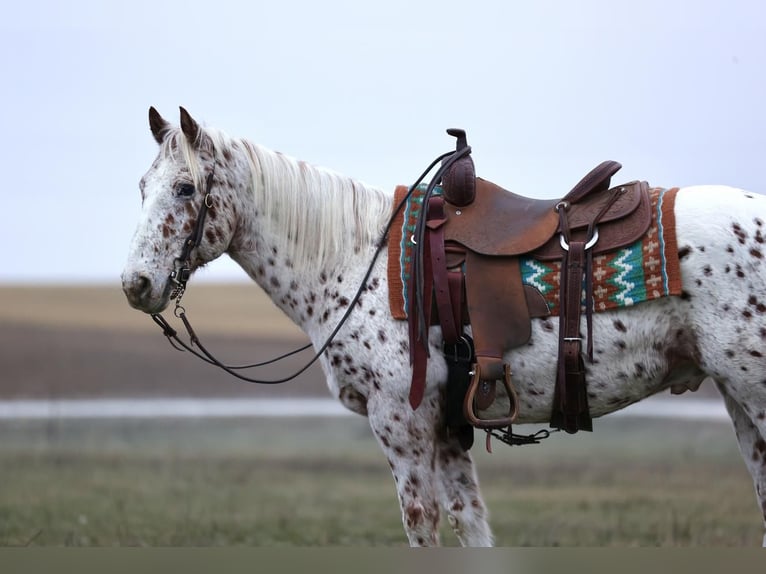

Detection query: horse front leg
(367, 392), (443, 546)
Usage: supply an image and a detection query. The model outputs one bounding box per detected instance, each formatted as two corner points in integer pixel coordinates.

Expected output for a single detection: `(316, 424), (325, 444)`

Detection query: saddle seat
(443, 161), (649, 258)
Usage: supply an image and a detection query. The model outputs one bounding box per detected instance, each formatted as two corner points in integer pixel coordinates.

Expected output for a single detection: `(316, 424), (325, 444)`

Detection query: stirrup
(463, 362), (519, 429)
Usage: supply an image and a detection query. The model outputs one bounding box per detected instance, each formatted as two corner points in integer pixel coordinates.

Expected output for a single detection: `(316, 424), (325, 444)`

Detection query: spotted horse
(122, 107), (766, 546)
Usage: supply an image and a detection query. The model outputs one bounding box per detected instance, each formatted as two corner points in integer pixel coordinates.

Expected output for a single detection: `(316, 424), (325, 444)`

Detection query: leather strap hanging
(550, 186), (624, 432)
(551, 237), (592, 433)
(407, 233), (434, 410)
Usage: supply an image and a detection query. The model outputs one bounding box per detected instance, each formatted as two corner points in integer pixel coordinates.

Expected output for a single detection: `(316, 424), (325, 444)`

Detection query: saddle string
(151, 147), (460, 384)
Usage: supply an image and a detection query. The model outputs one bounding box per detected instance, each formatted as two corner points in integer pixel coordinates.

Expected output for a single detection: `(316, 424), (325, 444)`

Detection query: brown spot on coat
(732, 222), (748, 244)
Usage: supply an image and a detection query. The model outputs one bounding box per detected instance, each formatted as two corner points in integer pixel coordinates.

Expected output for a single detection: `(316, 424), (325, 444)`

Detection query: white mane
(160, 127), (393, 271)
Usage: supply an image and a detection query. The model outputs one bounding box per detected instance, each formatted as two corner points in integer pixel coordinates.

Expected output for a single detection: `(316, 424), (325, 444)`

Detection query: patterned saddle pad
(387, 186), (683, 319)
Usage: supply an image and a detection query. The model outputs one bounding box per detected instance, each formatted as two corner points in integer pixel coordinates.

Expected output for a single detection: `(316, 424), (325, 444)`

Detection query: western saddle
(407, 129), (651, 439)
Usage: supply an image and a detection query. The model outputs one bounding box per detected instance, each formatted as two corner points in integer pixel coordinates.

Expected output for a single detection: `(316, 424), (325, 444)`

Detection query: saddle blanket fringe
(387, 185), (682, 320)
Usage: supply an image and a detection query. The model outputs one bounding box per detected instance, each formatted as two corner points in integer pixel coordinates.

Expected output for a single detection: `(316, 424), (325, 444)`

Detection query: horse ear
(148, 107), (171, 145)
(179, 106), (200, 146)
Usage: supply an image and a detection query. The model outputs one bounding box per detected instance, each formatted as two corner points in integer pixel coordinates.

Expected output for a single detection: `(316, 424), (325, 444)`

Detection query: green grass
(0, 416), (761, 546)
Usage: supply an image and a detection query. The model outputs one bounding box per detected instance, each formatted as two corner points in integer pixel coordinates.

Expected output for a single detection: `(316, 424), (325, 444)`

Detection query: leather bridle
(167, 170), (216, 302)
(149, 145), (470, 385)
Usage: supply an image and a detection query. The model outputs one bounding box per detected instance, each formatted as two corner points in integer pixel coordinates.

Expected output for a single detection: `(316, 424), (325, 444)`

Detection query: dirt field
(0, 284), (324, 399)
(0, 283), (721, 400)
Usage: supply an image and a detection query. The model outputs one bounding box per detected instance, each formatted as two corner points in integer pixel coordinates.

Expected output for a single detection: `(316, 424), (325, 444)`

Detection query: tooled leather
(443, 178), (649, 258)
(533, 181), (651, 260)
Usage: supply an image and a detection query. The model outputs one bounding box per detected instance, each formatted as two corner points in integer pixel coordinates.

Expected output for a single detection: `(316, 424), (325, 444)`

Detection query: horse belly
(495, 297), (690, 425)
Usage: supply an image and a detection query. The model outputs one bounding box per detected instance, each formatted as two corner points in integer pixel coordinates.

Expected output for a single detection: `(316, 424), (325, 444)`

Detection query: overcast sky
(2, 0), (765, 284)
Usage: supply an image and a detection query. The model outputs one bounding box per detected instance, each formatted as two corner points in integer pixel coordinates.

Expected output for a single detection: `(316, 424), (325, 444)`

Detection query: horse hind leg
(716, 382), (766, 546)
(435, 434), (494, 546)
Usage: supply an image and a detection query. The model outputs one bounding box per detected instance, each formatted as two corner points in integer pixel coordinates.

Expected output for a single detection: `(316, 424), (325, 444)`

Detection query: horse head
(121, 107), (242, 313)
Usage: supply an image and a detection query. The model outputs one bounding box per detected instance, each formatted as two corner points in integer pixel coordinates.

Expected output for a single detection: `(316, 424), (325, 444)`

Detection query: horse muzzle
(121, 270), (171, 314)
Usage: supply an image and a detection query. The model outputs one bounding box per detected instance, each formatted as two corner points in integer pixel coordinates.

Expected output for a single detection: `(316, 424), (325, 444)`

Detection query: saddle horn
(441, 128), (476, 207)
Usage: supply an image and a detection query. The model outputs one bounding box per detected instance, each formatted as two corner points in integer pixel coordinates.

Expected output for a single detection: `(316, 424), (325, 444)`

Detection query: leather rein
(149, 146), (470, 385)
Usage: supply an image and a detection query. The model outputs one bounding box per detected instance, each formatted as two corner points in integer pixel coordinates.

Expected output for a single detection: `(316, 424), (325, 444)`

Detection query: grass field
(0, 415), (761, 547)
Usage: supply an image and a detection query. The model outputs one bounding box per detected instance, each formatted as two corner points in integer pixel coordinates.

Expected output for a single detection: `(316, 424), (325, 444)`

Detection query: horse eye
(176, 183), (196, 197)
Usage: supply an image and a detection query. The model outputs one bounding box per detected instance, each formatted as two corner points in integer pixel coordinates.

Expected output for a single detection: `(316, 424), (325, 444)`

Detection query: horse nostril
(123, 272), (153, 304)
(136, 274), (151, 296)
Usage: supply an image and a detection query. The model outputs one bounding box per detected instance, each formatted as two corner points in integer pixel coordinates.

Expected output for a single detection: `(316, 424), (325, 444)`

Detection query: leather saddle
(407, 129), (652, 435)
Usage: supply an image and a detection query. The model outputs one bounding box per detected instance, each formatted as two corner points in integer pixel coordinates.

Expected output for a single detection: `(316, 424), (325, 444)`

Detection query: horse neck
(226, 141), (392, 330)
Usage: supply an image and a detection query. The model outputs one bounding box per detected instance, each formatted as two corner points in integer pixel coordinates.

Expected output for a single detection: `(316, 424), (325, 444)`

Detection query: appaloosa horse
(122, 107), (766, 546)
